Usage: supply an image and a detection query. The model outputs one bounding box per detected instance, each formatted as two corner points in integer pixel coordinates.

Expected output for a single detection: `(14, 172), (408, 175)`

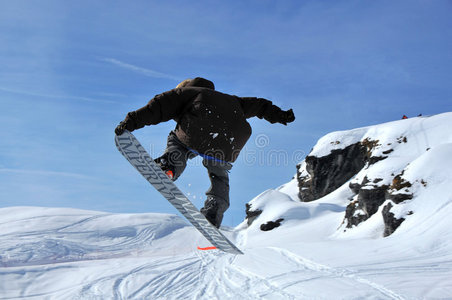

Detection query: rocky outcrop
(260, 219), (284, 231)
(245, 203), (262, 226)
(245, 204), (284, 231)
(297, 136), (413, 236)
(344, 200), (368, 228)
(344, 171), (414, 234)
(344, 177), (389, 227)
(298, 143), (367, 202)
(297, 138), (390, 202)
(387, 173), (413, 203)
(382, 202), (406, 237)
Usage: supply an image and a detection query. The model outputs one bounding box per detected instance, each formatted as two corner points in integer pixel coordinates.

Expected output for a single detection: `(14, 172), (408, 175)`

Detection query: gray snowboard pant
(156, 131), (232, 228)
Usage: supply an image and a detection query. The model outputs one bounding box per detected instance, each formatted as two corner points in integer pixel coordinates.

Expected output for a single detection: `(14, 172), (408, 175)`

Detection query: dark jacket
(123, 78), (287, 162)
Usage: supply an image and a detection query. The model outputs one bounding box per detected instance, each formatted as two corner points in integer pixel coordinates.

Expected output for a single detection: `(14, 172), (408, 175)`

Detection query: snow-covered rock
(278, 112), (452, 237)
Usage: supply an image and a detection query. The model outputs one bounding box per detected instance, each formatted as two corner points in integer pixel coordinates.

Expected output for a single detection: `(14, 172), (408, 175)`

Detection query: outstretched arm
(115, 89), (193, 135)
(238, 97), (295, 125)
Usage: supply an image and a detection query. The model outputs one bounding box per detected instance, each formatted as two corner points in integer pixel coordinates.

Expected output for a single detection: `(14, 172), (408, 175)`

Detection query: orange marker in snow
(197, 246), (217, 251)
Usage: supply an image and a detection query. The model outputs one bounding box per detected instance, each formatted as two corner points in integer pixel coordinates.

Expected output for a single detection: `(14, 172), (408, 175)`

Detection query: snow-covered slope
(301, 112), (452, 240)
(2, 113), (452, 299)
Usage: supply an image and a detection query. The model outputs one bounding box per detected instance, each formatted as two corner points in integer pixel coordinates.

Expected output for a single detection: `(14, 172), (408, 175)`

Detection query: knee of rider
(217, 196), (229, 210)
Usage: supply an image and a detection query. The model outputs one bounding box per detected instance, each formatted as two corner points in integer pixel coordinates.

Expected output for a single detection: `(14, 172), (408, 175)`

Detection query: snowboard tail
(115, 131), (243, 255)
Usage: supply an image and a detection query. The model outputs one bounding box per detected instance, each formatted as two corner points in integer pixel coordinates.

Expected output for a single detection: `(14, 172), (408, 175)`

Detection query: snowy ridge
(309, 113), (452, 158)
(0, 207), (190, 267)
(0, 206), (418, 299)
(2, 113), (452, 299)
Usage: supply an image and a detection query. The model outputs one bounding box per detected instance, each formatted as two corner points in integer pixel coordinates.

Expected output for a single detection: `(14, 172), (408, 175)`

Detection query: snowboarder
(115, 77), (295, 228)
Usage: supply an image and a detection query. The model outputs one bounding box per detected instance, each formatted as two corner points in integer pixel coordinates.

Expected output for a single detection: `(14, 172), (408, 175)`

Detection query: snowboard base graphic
(115, 131), (243, 255)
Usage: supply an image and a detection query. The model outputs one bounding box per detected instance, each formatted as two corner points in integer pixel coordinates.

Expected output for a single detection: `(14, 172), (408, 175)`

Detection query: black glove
(115, 121), (127, 135)
(278, 109), (295, 125)
(115, 118), (135, 135)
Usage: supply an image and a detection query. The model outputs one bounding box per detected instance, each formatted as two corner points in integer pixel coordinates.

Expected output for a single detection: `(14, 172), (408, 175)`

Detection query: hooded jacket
(123, 77), (286, 162)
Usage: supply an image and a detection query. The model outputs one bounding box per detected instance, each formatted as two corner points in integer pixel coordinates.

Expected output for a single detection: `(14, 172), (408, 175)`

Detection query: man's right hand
(115, 121), (127, 135)
(115, 118), (136, 135)
(115, 112), (138, 135)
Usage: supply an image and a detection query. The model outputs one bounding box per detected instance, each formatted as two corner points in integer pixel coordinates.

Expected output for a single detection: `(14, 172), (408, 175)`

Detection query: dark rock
(397, 136), (408, 144)
(349, 176), (369, 194)
(382, 149), (394, 155)
(373, 178), (383, 184)
(387, 173), (414, 203)
(358, 185), (389, 216)
(382, 202), (405, 237)
(368, 156), (387, 165)
(260, 218), (284, 231)
(344, 183), (389, 227)
(349, 182), (361, 195)
(298, 143), (367, 202)
(361, 176), (370, 185)
(344, 171), (414, 229)
(362, 138), (391, 165)
(361, 138), (380, 152)
(245, 203), (262, 226)
(387, 193), (413, 204)
(344, 201), (368, 228)
(391, 174), (412, 190)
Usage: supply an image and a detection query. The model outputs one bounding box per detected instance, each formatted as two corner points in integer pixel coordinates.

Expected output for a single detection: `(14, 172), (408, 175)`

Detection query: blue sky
(1, 0), (451, 226)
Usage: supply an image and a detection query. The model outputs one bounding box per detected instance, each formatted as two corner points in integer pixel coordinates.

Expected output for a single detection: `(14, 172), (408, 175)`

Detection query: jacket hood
(185, 77), (215, 90)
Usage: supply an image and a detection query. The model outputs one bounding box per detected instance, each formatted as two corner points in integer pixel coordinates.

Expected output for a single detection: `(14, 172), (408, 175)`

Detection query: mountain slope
(2, 204), (451, 299)
(1, 113), (452, 299)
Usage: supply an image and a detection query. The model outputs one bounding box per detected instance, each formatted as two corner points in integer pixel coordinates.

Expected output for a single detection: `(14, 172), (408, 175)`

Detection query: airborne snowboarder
(115, 77), (295, 228)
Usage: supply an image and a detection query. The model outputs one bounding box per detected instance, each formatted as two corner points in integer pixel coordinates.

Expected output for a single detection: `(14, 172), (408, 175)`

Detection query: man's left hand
(279, 109), (295, 125)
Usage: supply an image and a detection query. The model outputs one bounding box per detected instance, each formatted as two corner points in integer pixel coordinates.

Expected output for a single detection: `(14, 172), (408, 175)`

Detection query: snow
(309, 112), (452, 158)
(2, 113), (452, 299)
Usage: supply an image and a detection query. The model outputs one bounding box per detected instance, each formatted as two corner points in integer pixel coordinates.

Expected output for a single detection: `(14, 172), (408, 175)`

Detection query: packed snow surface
(1, 113), (452, 299)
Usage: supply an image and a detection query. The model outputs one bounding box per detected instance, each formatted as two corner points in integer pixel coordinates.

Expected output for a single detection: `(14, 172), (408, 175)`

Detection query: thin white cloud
(0, 87), (117, 104)
(0, 168), (97, 181)
(102, 58), (180, 81)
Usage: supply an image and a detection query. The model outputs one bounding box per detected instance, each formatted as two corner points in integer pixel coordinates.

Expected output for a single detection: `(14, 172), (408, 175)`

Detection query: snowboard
(115, 130), (243, 255)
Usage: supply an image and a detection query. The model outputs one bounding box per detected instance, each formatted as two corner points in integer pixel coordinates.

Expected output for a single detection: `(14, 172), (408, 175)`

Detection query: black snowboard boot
(200, 196), (228, 229)
(154, 155), (175, 180)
